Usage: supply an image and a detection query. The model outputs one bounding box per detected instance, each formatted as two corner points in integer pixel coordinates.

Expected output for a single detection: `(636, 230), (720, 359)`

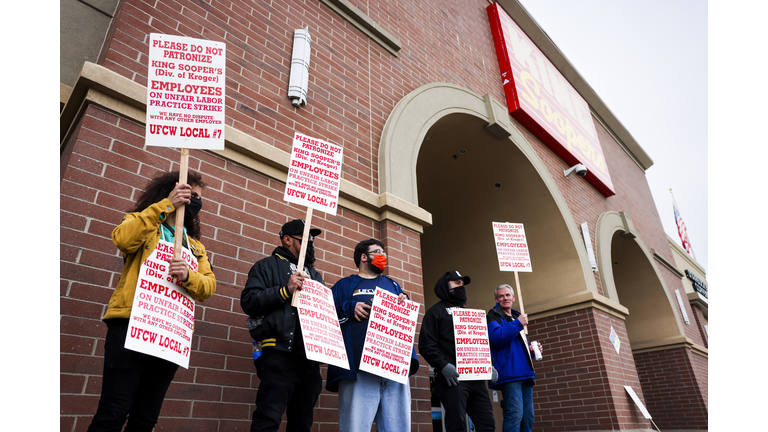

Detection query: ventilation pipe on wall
(288, 27), (312, 107)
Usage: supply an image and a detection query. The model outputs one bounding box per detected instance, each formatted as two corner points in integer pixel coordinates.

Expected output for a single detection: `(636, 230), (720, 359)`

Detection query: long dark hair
(131, 170), (207, 240)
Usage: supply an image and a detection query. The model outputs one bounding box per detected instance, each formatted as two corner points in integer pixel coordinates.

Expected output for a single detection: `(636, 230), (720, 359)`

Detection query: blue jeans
(500, 380), (534, 432)
(338, 371), (411, 432)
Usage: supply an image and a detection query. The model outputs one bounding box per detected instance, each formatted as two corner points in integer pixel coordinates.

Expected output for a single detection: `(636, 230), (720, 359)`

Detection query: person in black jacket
(240, 219), (324, 432)
(419, 271), (496, 432)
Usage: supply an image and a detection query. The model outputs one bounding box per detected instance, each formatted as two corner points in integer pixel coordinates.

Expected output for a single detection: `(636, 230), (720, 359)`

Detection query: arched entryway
(377, 83), (598, 311)
(595, 211), (686, 349)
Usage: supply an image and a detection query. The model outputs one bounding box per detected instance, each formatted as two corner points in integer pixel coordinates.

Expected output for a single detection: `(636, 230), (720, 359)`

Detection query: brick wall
(530, 308), (651, 431)
(60, 104), (430, 431)
(100, 0), (509, 197)
(62, 0), (708, 429)
(634, 347), (708, 430)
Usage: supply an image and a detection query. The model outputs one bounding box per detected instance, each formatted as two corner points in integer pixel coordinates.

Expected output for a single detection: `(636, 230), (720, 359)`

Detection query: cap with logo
(279, 219), (322, 238)
(446, 270), (471, 285)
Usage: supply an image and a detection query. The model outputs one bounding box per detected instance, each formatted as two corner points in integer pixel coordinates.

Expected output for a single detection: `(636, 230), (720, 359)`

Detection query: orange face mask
(370, 254), (387, 271)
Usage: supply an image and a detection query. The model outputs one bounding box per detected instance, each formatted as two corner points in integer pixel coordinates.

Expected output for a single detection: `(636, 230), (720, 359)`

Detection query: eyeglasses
(366, 249), (385, 255)
(290, 235), (314, 243)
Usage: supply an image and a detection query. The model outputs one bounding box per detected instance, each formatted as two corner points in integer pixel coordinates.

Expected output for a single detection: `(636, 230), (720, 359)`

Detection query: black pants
(251, 348), (322, 432)
(434, 373), (496, 432)
(87, 319), (179, 432)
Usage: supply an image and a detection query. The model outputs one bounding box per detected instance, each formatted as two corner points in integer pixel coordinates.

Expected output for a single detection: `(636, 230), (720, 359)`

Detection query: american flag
(673, 202), (692, 255)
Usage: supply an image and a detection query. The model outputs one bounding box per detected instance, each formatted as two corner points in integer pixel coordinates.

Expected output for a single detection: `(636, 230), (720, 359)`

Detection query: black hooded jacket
(418, 272), (466, 373)
(240, 246), (323, 353)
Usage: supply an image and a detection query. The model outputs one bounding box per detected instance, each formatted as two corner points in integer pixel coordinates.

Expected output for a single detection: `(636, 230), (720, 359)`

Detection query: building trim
(667, 235), (707, 275)
(318, 0), (401, 56)
(631, 335), (708, 358)
(526, 289), (629, 321)
(650, 247), (685, 278)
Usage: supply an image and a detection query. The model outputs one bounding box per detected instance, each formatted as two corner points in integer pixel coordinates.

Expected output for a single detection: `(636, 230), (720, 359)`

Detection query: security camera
(564, 163), (587, 179)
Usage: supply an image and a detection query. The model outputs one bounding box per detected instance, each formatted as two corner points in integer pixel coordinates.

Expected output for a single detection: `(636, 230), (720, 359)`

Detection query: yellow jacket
(103, 198), (217, 320)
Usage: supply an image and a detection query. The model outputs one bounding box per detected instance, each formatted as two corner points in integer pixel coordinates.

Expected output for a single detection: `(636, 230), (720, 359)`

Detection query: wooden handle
(173, 149), (190, 259)
(291, 207), (313, 307)
(514, 271), (527, 334)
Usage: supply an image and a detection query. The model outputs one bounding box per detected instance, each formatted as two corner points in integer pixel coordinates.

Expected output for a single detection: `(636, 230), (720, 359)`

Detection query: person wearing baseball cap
(419, 271), (496, 432)
(240, 219), (325, 432)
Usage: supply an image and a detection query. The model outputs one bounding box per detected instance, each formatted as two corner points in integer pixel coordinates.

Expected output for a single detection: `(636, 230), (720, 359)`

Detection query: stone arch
(379, 82), (600, 311)
(596, 211), (686, 348)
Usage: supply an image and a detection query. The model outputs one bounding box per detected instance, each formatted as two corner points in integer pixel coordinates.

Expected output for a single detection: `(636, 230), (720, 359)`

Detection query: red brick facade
(61, 0), (707, 430)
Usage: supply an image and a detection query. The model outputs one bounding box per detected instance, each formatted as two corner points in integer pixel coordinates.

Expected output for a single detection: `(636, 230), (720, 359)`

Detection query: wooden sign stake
(514, 270), (527, 334)
(173, 148), (190, 260)
(291, 207), (314, 307)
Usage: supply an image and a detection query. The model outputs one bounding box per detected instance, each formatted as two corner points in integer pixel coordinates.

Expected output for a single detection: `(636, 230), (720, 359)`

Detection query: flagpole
(670, 188), (697, 261)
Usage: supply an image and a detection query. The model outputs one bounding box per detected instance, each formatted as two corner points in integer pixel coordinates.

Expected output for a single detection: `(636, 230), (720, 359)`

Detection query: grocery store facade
(60, 1), (708, 431)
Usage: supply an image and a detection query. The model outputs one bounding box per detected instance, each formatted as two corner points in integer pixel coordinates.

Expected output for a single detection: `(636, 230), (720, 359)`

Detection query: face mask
(450, 286), (467, 304)
(370, 254), (387, 273)
(305, 241), (316, 266)
(184, 196), (203, 222)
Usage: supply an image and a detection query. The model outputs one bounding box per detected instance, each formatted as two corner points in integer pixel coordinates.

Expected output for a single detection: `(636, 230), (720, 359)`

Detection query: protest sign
(145, 33), (226, 150)
(624, 386), (652, 419)
(296, 279), (350, 370)
(125, 239), (197, 368)
(492, 222), (532, 333)
(492, 222), (532, 272)
(145, 33), (226, 258)
(284, 132), (344, 215)
(359, 287), (420, 384)
(451, 308), (493, 380)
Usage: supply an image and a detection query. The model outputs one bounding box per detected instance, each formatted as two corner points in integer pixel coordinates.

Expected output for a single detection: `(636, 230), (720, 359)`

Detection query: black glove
(490, 365), (499, 384)
(441, 364), (460, 387)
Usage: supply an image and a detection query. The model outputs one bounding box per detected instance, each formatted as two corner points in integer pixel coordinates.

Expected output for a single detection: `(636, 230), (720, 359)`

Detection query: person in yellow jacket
(87, 170), (216, 432)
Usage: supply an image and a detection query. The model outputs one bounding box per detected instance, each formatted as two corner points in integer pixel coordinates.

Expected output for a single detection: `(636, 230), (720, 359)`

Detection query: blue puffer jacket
(486, 304), (535, 389)
(325, 274), (419, 392)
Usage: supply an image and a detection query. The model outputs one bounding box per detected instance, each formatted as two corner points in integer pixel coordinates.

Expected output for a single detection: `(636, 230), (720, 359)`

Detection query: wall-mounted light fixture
(288, 27), (312, 107)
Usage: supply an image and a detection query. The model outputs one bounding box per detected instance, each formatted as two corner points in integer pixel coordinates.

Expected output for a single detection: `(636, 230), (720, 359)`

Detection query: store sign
(487, 3), (615, 197)
(685, 270), (708, 298)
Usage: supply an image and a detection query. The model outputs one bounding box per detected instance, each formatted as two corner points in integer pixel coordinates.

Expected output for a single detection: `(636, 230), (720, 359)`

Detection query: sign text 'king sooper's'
(487, 3), (615, 196)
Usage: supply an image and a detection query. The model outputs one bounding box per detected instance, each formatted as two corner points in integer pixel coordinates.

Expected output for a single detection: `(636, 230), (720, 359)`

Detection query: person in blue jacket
(487, 284), (543, 432)
(326, 238), (419, 432)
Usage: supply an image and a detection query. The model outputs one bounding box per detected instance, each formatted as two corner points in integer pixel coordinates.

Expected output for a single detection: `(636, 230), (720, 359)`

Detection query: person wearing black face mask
(419, 271), (497, 432)
(87, 170), (216, 432)
(241, 219), (325, 432)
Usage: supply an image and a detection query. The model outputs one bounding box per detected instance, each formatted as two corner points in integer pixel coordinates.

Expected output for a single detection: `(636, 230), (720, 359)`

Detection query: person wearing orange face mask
(326, 239), (420, 431)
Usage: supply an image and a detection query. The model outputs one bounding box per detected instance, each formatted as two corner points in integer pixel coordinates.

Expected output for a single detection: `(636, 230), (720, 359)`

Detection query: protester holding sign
(87, 170), (216, 432)
(487, 284), (543, 432)
(418, 271), (496, 432)
(326, 239), (419, 431)
(240, 219), (325, 432)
